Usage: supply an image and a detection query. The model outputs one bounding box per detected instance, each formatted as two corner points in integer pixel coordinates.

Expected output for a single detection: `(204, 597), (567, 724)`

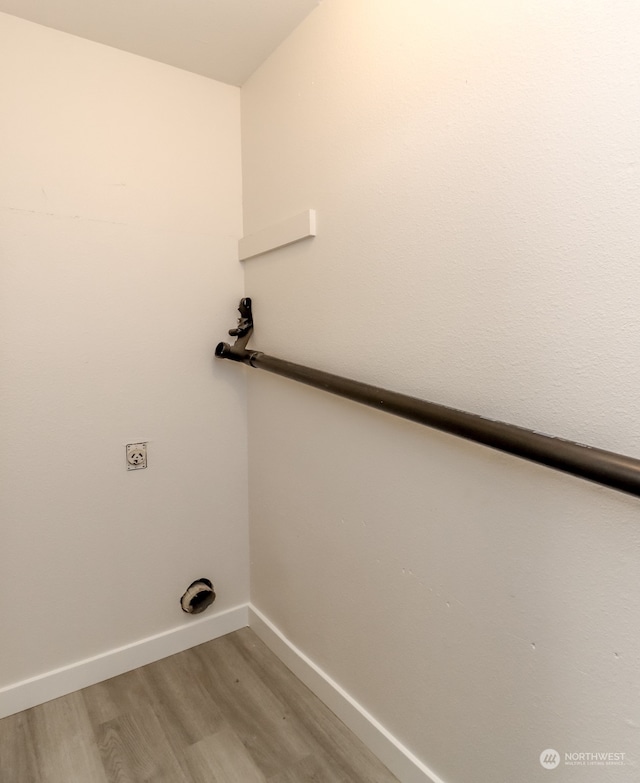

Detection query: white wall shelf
(239, 209), (316, 261)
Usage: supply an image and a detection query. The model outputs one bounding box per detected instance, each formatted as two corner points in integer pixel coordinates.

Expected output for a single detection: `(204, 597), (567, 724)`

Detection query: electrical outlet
(126, 442), (147, 470)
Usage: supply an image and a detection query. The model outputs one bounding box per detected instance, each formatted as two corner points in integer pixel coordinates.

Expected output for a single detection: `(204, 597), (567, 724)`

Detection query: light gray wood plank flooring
(0, 628), (400, 783)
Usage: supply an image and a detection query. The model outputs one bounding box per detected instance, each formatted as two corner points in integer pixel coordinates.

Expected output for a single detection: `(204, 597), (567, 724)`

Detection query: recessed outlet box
(126, 442), (147, 470)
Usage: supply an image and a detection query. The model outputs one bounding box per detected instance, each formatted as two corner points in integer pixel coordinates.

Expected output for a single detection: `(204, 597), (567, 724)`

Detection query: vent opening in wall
(180, 578), (216, 614)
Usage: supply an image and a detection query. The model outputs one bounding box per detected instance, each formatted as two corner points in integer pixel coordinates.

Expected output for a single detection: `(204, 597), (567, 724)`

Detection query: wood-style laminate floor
(0, 627), (400, 782)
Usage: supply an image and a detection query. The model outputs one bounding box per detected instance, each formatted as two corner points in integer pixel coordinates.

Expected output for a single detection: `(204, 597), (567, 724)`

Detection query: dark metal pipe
(216, 299), (640, 499)
(248, 353), (640, 497)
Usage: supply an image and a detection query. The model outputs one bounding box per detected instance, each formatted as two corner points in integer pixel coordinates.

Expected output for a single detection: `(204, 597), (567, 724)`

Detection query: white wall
(0, 14), (248, 692)
(242, 2), (640, 781)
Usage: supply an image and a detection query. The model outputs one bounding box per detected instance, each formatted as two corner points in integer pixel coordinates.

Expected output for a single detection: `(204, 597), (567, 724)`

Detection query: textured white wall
(0, 14), (248, 687)
(242, 1), (640, 781)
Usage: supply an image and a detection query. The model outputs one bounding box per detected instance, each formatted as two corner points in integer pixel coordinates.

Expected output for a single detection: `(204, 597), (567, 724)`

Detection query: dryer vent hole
(180, 578), (216, 614)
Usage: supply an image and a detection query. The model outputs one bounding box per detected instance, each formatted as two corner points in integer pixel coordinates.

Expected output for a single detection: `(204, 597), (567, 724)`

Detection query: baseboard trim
(4, 602), (446, 782)
(248, 604), (447, 783)
(0, 603), (249, 720)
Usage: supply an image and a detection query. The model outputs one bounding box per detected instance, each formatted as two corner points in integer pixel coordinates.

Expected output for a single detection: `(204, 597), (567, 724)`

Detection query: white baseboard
(248, 605), (447, 783)
(0, 603), (249, 720)
(3, 602), (446, 783)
